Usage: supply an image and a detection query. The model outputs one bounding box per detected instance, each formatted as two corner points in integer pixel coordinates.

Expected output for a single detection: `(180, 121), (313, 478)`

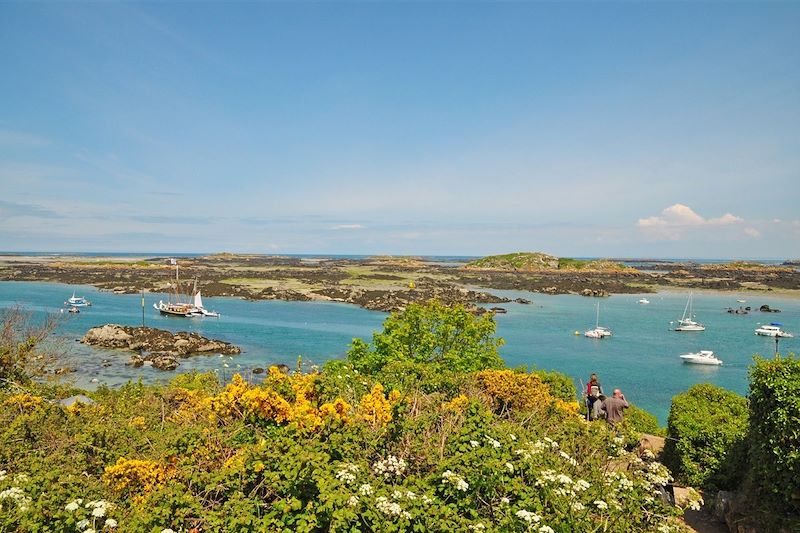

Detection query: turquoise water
(2, 281), (798, 424)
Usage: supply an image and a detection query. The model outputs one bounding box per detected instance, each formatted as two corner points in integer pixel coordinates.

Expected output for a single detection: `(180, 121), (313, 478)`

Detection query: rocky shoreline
(81, 324), (241, 370)
(1, 254), (798, 313)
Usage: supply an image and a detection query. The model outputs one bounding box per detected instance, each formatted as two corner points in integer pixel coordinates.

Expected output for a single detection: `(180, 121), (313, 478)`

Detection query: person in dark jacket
(585, 373), (603, 420)
(601, 389), (629, 427)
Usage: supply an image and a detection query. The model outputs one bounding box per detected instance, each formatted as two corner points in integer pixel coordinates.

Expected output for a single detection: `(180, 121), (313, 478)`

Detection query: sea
(1, 265), (797, 425)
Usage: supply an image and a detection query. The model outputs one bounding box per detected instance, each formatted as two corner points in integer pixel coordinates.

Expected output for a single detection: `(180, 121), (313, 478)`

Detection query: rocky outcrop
(580, 288), (610, 297)
(82, 324), (241, 371)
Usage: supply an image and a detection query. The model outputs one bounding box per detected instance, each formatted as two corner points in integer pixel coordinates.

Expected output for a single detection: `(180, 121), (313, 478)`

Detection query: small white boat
(67, 306), (80, 314)
(674, 292), (705, 331)
(737, 299), (746, 303)
(680, 350), (723, 365)
(65, 291), (91, 307)
(755, 323), (794, 338)
(193, 290), (220, 318)
(638, 298), (650, 305)
(584, 303), (612, 338)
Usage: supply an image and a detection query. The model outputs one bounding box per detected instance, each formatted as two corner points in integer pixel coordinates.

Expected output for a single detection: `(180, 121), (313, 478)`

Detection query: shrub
(0, 306), (59, 386)
(530, 367), (577, 402)
(347, 300), (504, 374)
(746, 355), (800, 519)
(663, 384), (748, 489)
(623, 403), (664, 436)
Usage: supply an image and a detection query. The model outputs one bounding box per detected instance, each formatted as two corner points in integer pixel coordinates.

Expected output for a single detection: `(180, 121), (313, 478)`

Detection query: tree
(347, 300), (504, 374)
(0, 306), (59, 387)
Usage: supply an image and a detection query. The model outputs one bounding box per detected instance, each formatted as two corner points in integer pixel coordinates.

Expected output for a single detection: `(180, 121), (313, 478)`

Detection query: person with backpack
(585, 373), (603, 420)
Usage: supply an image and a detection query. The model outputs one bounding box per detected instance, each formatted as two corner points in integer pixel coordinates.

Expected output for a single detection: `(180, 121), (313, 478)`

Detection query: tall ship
(154, 260), (219, 318)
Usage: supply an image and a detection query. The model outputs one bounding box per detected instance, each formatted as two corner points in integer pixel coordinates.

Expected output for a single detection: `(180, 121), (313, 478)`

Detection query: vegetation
(0, 306), (59, 386)
(465, 252), (559, 271)
(662, 384), (749, 489)
(347, 300), (504, 374)
(465, 253), (632, 272)
(0, 301), (694, 532)
(745, 355), (800, 521)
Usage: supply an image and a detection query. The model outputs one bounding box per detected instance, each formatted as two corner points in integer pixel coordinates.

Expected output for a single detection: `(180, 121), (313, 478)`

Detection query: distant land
(1, 252), (798, 312)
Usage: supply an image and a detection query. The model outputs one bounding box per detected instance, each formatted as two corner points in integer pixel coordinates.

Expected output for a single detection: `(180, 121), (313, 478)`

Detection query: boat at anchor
(680, 350), (722, 366)
(674, 292), (705, 331)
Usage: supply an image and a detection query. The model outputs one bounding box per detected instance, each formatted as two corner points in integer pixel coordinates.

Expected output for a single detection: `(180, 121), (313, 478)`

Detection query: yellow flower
(356, 383), (393, 428)
(3, 393), (44, 411)
(103, 458), (174, 494)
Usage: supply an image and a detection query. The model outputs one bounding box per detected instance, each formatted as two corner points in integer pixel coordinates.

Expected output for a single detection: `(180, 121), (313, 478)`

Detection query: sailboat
(584, 302), (612, 338)
(193, 290), (220, 318)
(153, 261), (219, 318)
(674, 292), (705, 331)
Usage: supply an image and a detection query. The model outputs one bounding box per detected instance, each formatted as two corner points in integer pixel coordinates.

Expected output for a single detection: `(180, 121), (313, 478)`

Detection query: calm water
(2, 281), (797, 424)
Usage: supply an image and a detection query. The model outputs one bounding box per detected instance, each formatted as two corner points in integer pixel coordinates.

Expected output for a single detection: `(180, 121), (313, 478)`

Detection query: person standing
(585, 373), (603, 420)
(602, 389), (629, 428)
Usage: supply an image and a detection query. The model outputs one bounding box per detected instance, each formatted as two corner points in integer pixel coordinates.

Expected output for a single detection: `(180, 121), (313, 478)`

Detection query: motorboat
(674, 292), (705, 331)
(638, 298), (650, 304)
(584, 303), (612, 338)
(754, 323), (794, 338)
(65, 292), (91, 307)
(67, 306), (80, 314)
(680, 350), (723, 366)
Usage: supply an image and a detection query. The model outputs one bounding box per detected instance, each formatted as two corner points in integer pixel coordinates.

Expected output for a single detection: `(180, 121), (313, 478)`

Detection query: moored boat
(680, 350), (723, 365)
(584, 303), (612, 338)
(674, 292), (705, 331)
(65, 291), (91, 307)
(754, 323), (794, 338)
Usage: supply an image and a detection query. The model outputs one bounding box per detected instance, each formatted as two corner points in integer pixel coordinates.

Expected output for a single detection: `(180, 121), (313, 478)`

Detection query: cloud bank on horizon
(1, 3), (799, 259)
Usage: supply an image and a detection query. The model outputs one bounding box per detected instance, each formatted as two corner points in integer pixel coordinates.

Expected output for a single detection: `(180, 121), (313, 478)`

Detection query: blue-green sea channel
(2, 281), (798, 425)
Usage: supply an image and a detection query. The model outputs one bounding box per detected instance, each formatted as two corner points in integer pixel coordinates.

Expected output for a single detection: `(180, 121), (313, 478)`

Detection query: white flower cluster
(485, 435), (501, 449)
(375, 496), (411, 519)
(0, 470), (6, 481)
(470, 440), (480, 448)
(347, 495), (359, 507)
(514, 440), (548, 460)
(468, 523), (486, 532)
(85, 499), (113, 518)
(373, 455), (407, 478)
(359, 483), (373, 496)
(335, 463), (360, 484)
(685, 488), (704, 512)
(515, 509), (541, 523)
(441, 470), (469, 491)
(594, 499), (608, 510)
(558, 450), (578, 466)
(604, 471), (635, 491)
(543, 437), (559, 449)
(642, 461), (672, 486)
(505, 462), (514, 473)
(0, 486), (31, 512)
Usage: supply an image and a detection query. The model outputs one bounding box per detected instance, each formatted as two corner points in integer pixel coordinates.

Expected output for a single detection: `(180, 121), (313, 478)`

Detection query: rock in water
(82, 324), (241, 371)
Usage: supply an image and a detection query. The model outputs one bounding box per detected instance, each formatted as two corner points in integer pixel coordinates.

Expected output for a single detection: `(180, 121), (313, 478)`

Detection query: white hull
(754, 326), (793, 338)
(680, 350), (722, 365)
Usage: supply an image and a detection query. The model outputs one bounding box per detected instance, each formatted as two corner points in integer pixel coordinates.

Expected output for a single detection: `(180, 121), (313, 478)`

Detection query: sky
(1, 2), (799, 259)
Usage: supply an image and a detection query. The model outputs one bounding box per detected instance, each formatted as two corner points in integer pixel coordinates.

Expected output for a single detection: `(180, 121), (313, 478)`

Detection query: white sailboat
(193, 290), (220, 318)
(674, 292), (705, 332)
(584, 302), (612, 338)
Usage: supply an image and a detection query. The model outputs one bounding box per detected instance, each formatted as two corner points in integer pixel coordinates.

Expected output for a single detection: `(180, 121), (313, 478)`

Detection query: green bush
(347, 300), (504, 374)
(623, 403), (664, 436)
(663, 383), (749, 489)
(529, 368), (576, 402)
(746, 355), (800, 519)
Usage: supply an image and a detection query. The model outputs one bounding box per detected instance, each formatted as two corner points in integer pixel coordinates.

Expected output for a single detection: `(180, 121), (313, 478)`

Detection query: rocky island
(81, 324), (241, 370)
(1, 252), (798, 313)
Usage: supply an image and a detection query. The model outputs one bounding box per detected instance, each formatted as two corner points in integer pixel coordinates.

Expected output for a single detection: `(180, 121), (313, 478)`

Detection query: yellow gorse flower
(103, 458), (174, 494)
(2, 393), (43, 411)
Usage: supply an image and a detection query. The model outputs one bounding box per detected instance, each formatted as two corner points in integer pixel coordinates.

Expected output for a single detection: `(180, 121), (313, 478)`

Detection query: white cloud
(637, 204), (742, 228)
(636, 204), (745, 240)
(330, 224), (365, 230)
(744, 227), (761, 238)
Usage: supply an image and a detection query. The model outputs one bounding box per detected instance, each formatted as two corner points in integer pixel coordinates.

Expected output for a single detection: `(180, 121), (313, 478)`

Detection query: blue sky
(1, 2), (799, 258)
